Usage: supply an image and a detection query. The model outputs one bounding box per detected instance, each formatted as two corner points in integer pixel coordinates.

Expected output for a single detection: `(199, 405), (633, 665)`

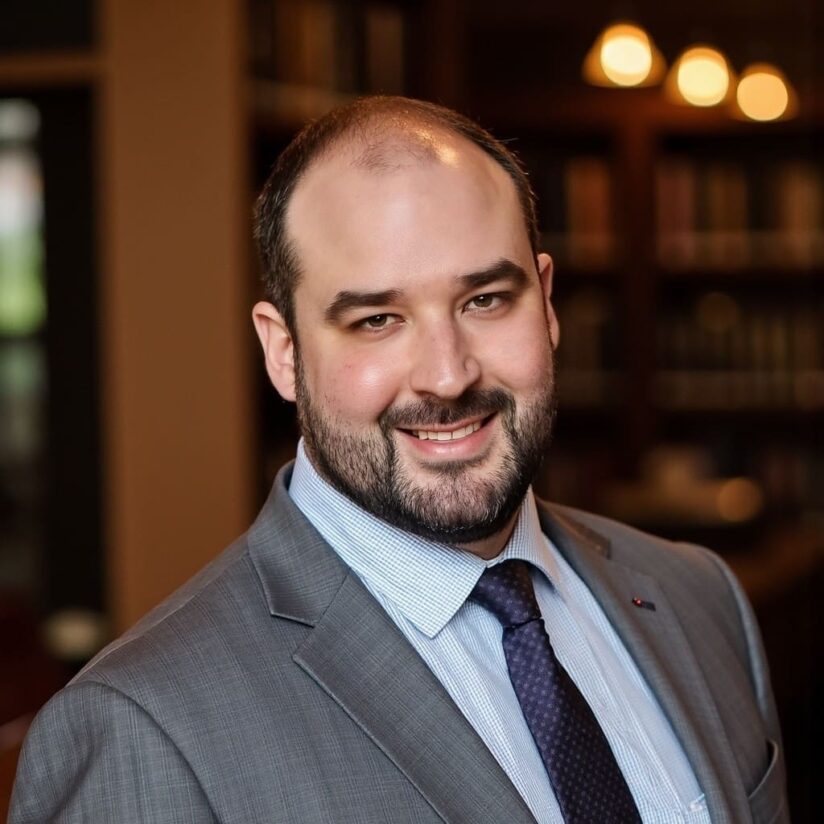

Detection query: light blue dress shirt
(289, 440), (711, 824)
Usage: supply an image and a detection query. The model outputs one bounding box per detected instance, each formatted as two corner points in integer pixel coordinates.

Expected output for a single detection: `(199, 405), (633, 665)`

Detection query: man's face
(273, 134), (559, 544)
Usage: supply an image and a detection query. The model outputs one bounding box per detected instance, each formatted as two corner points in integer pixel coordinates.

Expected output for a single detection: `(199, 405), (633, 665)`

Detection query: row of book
(554, 288), (617, 371)
(552, 287), (824, 410)
(656, 294), (823, 408)
(532, 152), (824, 271)
(250, 0), (405, 95)
(558, 368), (824, 412)
(656, 157), (824, 270)
(554, 287), (619, 408)
(531, 155), (615, 269)
(659, 295), (822, 370)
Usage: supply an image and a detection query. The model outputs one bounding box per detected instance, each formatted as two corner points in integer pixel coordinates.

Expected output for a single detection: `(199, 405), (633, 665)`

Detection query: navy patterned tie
(470, 560), (641, 824)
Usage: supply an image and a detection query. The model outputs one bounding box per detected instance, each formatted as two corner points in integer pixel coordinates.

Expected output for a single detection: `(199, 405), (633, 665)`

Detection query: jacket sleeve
(9, 680), (218, 824)
(700, 547), (785, 753)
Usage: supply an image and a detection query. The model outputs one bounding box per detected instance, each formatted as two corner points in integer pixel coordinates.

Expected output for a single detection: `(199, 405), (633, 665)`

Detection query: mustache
(380, 388), (514, 432)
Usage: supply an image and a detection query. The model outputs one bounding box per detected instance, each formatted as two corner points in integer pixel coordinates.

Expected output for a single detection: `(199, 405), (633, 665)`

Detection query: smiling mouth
(400, 414), (495, 442)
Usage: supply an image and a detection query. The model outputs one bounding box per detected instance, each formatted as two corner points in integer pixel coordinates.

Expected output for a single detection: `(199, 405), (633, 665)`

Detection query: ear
(536, 253), (560, 350)
(252, 301), (297, 402)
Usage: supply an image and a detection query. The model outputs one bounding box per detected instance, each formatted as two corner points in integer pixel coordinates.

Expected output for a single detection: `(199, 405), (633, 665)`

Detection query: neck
(454, 510), (521, 561)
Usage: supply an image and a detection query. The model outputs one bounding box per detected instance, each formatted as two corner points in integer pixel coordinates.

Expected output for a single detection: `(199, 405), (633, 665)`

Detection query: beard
(294, 354), (557, 545)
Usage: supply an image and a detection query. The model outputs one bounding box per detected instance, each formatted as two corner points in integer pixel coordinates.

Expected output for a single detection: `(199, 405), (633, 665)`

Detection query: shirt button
(689, 797), (706, 812)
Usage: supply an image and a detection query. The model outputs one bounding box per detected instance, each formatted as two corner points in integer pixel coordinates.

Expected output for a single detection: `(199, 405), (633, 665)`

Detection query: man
(11, 97), (787, 823)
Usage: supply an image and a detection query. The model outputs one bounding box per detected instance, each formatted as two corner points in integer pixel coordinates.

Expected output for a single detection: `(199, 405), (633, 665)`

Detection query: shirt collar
(288, 439), (563, 638)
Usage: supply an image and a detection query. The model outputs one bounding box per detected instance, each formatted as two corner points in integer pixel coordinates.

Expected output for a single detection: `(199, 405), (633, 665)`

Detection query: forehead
(286, 130), (530, 297)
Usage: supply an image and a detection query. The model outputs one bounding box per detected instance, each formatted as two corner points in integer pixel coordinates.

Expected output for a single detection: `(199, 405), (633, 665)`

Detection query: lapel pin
(632, 597), (656, 611)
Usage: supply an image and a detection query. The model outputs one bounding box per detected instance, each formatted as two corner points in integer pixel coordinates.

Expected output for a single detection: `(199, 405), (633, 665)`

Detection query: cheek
(311, 347), (402, 423)
(478, 315), (553, 390)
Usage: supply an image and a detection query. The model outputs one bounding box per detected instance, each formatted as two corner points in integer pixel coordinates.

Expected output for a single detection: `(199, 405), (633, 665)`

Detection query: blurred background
(0, 0), (821, 819)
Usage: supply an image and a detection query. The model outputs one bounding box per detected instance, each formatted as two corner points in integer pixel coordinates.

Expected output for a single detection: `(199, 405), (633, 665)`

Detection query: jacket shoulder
(71, 533), (265, 697)
(539, 499), (732, 582)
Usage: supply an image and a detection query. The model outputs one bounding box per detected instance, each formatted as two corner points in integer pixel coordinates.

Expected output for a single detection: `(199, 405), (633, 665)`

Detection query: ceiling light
(583, 22), (665, 87)
(668, 45), (732, 107)
(736, 63), (795, 121)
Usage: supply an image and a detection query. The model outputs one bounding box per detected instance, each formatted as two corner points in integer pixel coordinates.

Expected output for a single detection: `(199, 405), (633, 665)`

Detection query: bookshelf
(656, 134), (824, 272)
(655, 285), (824, 410)
(517, 135), (618, 272)
(248, 3), (824, 549)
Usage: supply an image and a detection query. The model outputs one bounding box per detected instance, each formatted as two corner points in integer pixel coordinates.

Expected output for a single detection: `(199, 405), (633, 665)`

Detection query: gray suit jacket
(11, 464), (788, 823)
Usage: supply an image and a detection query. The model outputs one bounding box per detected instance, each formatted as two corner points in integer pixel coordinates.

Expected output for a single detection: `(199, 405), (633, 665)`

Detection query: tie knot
(469, 560), (541, 629)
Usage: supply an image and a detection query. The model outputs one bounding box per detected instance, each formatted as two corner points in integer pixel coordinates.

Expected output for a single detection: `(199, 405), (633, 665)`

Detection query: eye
(466, 293), (505, 311)
(355, 313), (401, 331)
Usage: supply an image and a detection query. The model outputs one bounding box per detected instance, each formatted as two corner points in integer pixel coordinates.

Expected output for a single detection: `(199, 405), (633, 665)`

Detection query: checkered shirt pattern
(289, 440), (712, 823)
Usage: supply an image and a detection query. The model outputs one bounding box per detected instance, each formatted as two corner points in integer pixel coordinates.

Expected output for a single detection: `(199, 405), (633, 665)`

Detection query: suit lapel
(248, 467), (536, 824)
(540, 505), (751, 823)
(294, 572), (536, 824)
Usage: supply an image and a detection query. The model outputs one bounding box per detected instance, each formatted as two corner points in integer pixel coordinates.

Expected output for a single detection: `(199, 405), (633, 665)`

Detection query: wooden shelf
(474, 87), (824, 134)
(0, 51), (99, 88)
(658, 265), (824, 283)
(656, 370), (824, 411)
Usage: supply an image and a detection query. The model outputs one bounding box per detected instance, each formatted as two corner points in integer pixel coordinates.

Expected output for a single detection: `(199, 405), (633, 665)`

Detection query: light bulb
(583, 22), (664, 88)
(600, 24), (653, 87)
(676, 46), (730, 106)
(736, 63), (790, 121)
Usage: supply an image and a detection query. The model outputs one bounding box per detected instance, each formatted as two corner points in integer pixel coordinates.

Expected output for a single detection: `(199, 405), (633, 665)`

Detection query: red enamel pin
(632, 597), (656, 611)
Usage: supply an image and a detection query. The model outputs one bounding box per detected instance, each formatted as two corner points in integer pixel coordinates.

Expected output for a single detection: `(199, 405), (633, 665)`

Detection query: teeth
(412, 420), (483, 441)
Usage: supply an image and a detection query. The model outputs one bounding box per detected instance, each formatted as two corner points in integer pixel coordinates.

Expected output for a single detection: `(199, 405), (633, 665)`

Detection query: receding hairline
(284, 121), (527, 298)
(299, 112), (477, 180)
(283, 114), (516, 259)
(253, 95), (539, 337)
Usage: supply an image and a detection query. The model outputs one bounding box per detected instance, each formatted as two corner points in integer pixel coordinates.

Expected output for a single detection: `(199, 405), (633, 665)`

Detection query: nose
(408, 320), (481, 399)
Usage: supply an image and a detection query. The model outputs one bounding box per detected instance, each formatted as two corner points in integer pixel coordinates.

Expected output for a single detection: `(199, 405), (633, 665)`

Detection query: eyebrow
(459, 259), (530, 292)
(323, 258), (531, 324)
(324, 288), (405, 324)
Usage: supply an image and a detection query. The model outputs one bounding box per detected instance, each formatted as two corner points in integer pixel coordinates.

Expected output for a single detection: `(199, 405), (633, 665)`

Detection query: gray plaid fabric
(10, 464), (788, 823)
